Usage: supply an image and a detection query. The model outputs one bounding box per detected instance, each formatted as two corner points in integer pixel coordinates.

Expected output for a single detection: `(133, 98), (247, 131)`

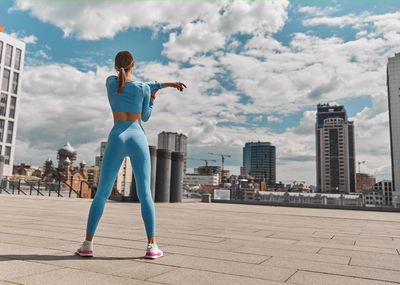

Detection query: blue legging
(86, 120), (156, 237)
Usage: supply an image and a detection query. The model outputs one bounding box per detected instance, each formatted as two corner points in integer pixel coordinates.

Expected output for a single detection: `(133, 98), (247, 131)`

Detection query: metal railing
(0, 176), (94, 198)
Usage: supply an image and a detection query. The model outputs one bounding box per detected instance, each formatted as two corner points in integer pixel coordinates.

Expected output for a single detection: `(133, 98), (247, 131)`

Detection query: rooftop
(1, 194), (400, 284)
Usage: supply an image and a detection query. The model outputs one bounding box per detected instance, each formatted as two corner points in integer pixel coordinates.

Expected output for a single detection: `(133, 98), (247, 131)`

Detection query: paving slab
(2, 194), (400, 284)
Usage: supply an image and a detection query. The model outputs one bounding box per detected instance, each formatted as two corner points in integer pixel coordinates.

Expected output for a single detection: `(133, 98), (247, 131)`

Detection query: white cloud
(12, 0), (289, 62)
(297, 5), (339, 17)
(6, 32), (37, 44)
(267, 115), (283, 123)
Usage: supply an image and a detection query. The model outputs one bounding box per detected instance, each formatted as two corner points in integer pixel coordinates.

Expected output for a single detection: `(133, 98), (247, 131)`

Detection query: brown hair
(114, 51), (135, 93)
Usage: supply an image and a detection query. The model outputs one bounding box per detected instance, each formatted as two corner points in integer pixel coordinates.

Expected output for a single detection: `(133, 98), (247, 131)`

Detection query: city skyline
(1, 1), (398, 185)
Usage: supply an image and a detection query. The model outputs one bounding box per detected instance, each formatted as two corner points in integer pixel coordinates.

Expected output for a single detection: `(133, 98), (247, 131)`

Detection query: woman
(75, 50), (187, 259)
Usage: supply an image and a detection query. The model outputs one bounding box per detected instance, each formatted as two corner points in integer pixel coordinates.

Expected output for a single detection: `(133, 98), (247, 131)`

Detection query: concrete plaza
(0, 194), (400, 284)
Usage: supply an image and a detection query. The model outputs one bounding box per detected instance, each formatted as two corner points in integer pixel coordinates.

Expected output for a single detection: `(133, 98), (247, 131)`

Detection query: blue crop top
(106, 75), (160, 122)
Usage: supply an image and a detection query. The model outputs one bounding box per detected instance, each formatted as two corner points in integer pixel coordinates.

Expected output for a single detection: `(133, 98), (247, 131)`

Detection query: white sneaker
(75, 240), (94, 257)
(145, 242), (164, 259)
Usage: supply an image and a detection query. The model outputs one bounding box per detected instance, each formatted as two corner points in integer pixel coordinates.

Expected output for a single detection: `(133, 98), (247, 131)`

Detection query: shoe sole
(74, 251), (94, 258)
(144, 252), (164, 259)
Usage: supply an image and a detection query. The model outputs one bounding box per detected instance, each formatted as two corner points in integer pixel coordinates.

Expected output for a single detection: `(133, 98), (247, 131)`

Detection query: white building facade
(96, 140), (133, 196)
(0, 32), (25, 176)
(387, 53), (400, 195)
(183, 173), (219, 186)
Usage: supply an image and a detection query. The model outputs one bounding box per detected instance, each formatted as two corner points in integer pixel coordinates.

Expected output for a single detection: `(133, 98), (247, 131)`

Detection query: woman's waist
(112, 111), (141, 122)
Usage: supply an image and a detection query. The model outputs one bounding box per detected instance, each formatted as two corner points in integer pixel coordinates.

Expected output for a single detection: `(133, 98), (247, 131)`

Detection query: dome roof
(59, 141), (76, 154)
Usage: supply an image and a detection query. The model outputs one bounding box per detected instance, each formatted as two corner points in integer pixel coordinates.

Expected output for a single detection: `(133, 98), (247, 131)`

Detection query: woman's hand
(168, 82), (187, 92)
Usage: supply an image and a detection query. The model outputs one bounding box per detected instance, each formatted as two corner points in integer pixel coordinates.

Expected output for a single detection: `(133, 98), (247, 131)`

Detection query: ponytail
(117, 67), (126, 93)
(114, 50), (135, 94)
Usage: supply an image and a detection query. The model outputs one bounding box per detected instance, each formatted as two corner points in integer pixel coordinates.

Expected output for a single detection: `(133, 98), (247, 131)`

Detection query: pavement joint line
(0, 230), (81, 243)
(1, 279), (23, 285)
(142, 266), (180, 282)
(283, 268), (299, 282)
(13, 264), (169, 285)
(0, 221), (85, 231)
(295, 242), (400, 256)
(168, 203), (400, 224)
(5, 267), (64, 282)
(348, 256), (352, 265)
(256, 255), (273, 265)
(299, 268), (400, 284)
(146, 263), (291, 283)
(147, 249), (271, 266)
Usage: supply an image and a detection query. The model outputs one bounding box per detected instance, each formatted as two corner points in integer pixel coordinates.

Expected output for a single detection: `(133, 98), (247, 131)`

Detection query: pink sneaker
(75, 240), (94, 257)
(145, 243), (164, 259)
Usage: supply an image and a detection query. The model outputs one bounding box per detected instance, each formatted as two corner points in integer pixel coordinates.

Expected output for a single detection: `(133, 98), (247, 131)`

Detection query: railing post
(18, 179), (21, 195)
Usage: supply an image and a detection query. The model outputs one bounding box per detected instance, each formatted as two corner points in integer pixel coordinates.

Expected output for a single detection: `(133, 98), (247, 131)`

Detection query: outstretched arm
(157, 82), (187, 92)
(144, 81), (187, 101)
(141, 83), (154, 122)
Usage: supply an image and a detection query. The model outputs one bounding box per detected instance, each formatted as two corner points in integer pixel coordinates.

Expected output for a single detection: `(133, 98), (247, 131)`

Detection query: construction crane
(188, 157), (217, 174)
(208, 152), (231, 183)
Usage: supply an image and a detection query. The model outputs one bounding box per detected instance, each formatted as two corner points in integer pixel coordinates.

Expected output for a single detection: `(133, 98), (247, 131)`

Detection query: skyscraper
(0, 30), (25, 176)
(96, 141), (132, 196)
(157, 131), (188, 173)
(387, 53), (400, 195)
(242, 141), (276, 185)
(315, 104), (356, 193)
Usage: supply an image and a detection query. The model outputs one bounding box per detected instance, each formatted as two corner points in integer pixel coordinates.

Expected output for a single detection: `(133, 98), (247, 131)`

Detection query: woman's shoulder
(106, 75), (117, 85)
(106, 75), (117, 80)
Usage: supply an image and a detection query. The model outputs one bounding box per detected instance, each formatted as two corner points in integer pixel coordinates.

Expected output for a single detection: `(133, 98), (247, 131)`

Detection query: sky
(1, 0), (399, 185)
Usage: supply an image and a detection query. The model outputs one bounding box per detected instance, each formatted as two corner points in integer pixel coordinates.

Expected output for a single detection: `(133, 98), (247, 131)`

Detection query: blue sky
(2, 0), (398, 184)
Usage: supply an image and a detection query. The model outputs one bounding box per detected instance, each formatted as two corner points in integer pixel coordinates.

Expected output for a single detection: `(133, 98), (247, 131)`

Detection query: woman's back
(106, 75), (154, 122)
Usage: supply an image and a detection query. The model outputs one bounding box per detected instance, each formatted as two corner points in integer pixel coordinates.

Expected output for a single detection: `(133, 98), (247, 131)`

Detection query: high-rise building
(315, 104), (356, 193)
(0, 30), (25, 175)
(95, 141), (132, 195)
(242, 141), (276, 185)
(387, 53), (400, 194)
(157, 131), (188, 173)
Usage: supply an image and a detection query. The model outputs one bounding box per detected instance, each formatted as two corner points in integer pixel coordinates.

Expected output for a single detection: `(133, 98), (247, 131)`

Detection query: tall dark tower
(242, 141), (276, 185)
(315, 104), (356, 193)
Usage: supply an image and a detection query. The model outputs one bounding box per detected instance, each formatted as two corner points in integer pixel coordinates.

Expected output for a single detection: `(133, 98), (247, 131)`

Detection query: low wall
(212, 199), (400, 212)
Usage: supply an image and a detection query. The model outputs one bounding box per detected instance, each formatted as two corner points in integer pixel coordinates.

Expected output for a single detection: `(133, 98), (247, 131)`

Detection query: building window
(0, 119), (4, 141)
(14, 48), (22, 70)
(2, 69), (10, 92)
(4, 146), (11, 165)
(4, 44), (13, 67)
(0, 93), (7, 117)
(0, 41), (3, 64)
(6, 121), (13, 143)
(9, 96), (16, 118)
(11, 72), (19, 94)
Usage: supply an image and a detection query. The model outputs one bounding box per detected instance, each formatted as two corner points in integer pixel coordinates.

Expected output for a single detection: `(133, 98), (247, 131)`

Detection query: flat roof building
(0, 30), (25, 176)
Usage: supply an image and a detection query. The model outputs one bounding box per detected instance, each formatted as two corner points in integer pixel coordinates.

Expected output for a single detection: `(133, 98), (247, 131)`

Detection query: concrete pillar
(170, 151), (184, 202)
(149, 145), (157, 201)
(155, 149), (171, 202)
